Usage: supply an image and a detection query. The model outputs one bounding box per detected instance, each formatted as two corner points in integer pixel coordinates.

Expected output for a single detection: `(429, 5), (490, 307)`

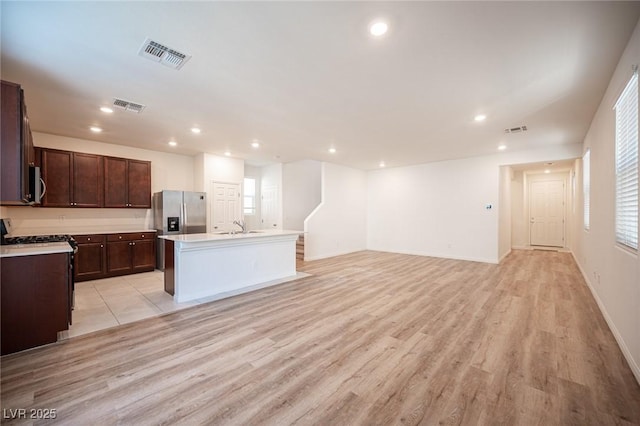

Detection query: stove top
(3, 235), (78, 252)
(5, 234), (75, 244)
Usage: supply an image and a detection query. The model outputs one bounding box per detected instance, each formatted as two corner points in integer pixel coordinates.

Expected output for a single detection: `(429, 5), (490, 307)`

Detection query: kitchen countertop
(7, 228), (156, 237)
(0, 242), (73, 258)
(70, 229), (156, 235)
(160, 230), (302, 243)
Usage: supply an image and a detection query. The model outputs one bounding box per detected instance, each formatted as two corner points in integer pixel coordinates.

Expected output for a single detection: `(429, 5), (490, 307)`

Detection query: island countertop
(159, 230), (302, 243)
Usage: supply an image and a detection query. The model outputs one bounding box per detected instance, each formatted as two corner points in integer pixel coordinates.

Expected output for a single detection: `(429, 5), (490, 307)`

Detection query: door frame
(524, 171), (570, 248)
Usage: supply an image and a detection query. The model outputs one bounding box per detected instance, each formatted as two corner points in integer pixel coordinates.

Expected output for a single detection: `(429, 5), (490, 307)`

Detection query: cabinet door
(127, 160), (151, 208)
(0, 81), (22, 203)
(41, 149), (73, 207)
(75, 242), (106, 281)
(107, 241), (132, 275)
(1, 253), (69, 355)
(131, 239), (156, 272)
(21, 94), (34, 202)
(0, 81), (34, 205)
(73, 153), (104, 207)
(104, 156), (127, 207)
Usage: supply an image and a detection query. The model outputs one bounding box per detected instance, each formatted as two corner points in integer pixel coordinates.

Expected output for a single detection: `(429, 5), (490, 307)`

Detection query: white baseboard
(303, 248), (365, 261)
(498, 248), (512, 263)
(570, 251), (640, 385)
(365, 247), (499, 264)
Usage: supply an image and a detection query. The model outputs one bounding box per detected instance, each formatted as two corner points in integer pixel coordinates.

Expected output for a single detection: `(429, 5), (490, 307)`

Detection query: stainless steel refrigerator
(153, 190), (206, 270)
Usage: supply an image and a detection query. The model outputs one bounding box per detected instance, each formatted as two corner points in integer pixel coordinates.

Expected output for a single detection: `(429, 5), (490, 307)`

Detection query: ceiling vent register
(138, 38), (191, 70)
(504, 125), (528, 134)
(112, 98), (146, 113)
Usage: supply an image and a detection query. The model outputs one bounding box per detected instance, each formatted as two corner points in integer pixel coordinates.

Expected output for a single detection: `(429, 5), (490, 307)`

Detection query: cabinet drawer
(107, 232), (156, 242)
(74, 234), (105, 244)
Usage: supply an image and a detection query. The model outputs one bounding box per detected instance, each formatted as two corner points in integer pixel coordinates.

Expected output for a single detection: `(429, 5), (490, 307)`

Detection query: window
(583, 149), (590, 230)
(243, 178), (256, 215)
(614, 72), (639, 251)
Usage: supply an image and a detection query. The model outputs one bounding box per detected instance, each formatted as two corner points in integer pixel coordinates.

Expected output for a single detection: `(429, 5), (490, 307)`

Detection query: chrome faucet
(233, 219), (246, 233)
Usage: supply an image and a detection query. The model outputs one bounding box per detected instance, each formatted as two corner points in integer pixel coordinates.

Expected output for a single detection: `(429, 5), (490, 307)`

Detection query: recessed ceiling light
(191, 127), (201, 134)
(369, 21), (388, 37)
(89, 126), (102, 133)
(251, 141), (260, 148)
(379, 161), (386, 168)
(498, 144), (507, 151)
(474, 114), (487, 122)
(100, 107), (113, 114)
(544, 169), (551, 174)
(168, 141), (177, 147)
(224, 151), (231, 157)
(328, 147), (337, 154)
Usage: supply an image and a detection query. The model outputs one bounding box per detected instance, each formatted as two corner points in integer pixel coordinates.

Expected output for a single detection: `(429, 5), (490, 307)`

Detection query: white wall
(304, 162), (367, 260)
(244, 165), (262, 231)
(366, 145), (582, 264)
(4, 132), (195, 235)
(261, 163), (283, 230)
(511, 170), (527, 248)
(367, 155), (501, 263)
(572, 19), (640, 382)
(282, 160), (321, 231)
(195, 153), (244, 232)
(498, 166), (512, 261)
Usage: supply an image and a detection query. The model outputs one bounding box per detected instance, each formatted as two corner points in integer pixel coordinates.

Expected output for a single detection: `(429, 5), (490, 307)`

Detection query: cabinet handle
(87, 237), (91, 241)
(119, 236), (122, 239)
(132, 242), (136, 246)
(100, 244), (103, 248)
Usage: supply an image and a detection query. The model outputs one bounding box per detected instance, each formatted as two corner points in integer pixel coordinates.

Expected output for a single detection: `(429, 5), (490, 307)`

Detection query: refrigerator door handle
(182, 202), (188, 233)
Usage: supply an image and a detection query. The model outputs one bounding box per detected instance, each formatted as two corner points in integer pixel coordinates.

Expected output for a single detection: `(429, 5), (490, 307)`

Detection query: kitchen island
(160, 230), (302, 303)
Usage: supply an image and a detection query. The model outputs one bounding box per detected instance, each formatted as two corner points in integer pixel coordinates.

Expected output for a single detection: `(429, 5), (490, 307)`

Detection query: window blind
(583, 149), (590, 230)
(614, 72), (639, 250)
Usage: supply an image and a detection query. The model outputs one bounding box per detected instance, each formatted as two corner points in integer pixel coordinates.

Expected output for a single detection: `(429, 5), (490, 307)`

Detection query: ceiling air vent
(138, 38), (191, 70)
(504, 125), (528, 134)
(112, 98), (146, 113)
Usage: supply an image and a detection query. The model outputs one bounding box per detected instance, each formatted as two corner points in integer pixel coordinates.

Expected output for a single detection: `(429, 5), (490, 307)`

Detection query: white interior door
(211, 182), (240, 232)
(530, 180), (565, 247)
(261, 185), (279, 229)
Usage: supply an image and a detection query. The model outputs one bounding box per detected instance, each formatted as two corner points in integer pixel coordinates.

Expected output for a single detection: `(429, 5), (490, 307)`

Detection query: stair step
(296, 234), (304, 260)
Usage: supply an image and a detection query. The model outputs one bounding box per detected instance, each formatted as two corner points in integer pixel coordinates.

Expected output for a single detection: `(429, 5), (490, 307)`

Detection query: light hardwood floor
(1, 250), (639, 425)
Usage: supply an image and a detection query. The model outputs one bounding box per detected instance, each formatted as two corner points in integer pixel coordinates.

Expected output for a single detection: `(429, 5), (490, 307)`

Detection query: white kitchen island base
(161, 231), (301, 303)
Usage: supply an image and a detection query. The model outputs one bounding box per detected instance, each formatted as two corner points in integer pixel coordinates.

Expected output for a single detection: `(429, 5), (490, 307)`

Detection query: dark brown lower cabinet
(74, 232), (156, 281)
(74, 234), (107, 281)
(164, 239), (175, 296)
(107, 240), (133, 275)
(1, 252), (71, 355)
(132, 239), (156, 272)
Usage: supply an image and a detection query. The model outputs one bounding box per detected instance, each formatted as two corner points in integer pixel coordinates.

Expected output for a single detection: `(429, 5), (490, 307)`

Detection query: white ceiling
(2, 1), (639, 170)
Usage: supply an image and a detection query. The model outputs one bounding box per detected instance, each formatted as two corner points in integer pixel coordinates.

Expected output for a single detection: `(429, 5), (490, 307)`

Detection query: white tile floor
(59, 271), (201, 339)
(60, 270), (310, 339)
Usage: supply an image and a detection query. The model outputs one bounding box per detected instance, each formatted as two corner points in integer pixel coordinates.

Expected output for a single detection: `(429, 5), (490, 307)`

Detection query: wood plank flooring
(1, 250), (639, 425)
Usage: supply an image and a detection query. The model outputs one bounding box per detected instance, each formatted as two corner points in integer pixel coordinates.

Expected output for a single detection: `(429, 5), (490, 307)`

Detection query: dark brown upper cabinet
(1, 80), (35, 205)
(104, 157), (151, 208)
(39, 148), (104, 208)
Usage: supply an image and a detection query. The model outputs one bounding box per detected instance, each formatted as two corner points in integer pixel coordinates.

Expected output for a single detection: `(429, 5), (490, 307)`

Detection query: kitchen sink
(216, 231), (263, 235)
